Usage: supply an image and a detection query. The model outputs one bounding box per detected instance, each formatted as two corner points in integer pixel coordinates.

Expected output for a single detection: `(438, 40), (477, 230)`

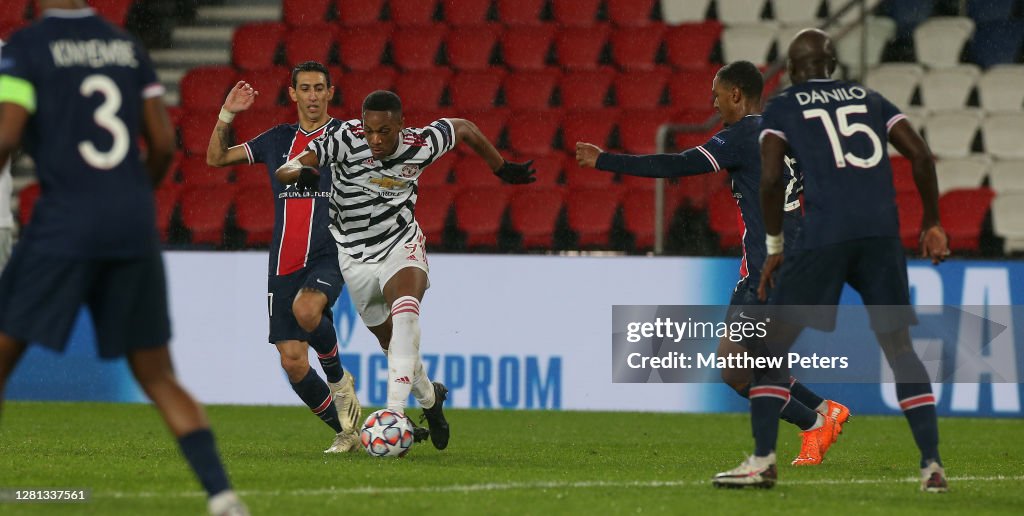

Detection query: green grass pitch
(1, 402), (1021, 515)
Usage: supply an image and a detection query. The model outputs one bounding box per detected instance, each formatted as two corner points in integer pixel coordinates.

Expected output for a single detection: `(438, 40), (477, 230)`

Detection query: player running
(0, 2), (246, 514)
(206, 62), (362, 453)
(576, 61), (848, 467)
(713, 29), (950, 491)
(276, 90), (536, 450)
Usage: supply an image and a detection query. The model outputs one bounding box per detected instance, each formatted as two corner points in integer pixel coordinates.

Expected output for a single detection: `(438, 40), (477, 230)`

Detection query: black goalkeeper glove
(494, 160), (537, 185)
(296, 166), (320, 193)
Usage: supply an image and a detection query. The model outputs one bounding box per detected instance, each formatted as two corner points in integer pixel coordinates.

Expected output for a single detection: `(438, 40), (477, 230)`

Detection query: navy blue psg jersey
(0, 8), (165, 257)
(696, 115), (803, 281)
(761, 79), (904, 249)
(243, 119), (339, 276)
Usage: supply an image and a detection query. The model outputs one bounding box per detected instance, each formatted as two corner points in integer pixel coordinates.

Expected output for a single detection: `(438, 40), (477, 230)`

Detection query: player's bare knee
(720, 367), (751, 393)
(279, 353), (309, 382)
(292, 290), (325, 333)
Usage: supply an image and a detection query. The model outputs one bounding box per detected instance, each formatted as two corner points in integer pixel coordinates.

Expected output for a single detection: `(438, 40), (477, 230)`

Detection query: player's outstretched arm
(450, 118), (535, 184)
(888, 119), (949, 264)
(574, 141), (716, 178)
(207, 81), (259, 167)
(141, 96), (175, 187)
(757, 133), (787, 301)
(0, 102), (28, 171)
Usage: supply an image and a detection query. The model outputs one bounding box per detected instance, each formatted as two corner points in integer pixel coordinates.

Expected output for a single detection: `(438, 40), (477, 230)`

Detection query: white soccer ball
(360, 409), (415, 457)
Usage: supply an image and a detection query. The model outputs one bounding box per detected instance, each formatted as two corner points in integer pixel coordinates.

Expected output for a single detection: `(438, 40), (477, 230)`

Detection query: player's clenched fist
(223, 81), (259, 114)
(575, 142), (602, 168)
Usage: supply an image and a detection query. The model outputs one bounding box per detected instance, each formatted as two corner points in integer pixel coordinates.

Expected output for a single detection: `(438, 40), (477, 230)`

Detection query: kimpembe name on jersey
(625, 352), (849, 370)
(794, 85), (868, 106)
(49, 39), (139, 68)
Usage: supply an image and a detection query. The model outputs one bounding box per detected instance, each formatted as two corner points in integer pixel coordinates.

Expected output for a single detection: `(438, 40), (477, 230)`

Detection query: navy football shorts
(769, 236), (915, 333)
(267, 252), (343, 344)
(0, 241), (171, 358)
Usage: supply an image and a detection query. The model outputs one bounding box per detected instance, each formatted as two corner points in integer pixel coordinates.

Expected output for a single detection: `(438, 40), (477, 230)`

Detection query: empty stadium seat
(179, 112), (222, 156)
(834, 16), (897, 75)
(336, 68), (397, 112)
(555, 25), (612, 71)
(419, 152), (457, 187)
(496, 0), (546, 25)
(232, 23), (285, 72)
(978, 65), (1024, 111)
(514, 154), (566, 189)
(442, 0), (493, 26)
(914, 17), (975, 68)
(607, 0), (658, 27)
(448, 70), (505, 111)
(458, 108), (509, 145)
(614, 69), (669, 109)
(884, 0), (934, 36)
(621, 188), (674, 250)
(283, 24), (337, 67)
(610, 24), (667, 71)
(234, 162), (270, 187)
(454, 186), (511, 248)
(336, 0), (385, 26)
(389, 0), (439, 26)
(919, 65), (979, 111)
(390, 26), (447, 71)
(180, 158), (231, 187)
(452, 156), (507, 189)
(552, 0), (603, 27)
(989, 160), (1024, 194)
(0, 0), (29, 25)
(233, 185), (275, 246)
(716, 0), (766, 24)
(337, 26), (391, 71)
(967, 0), (1016, 24)
(721, 22), (779, 66)
(179, 66), (238, 111)
(669, 67), (719, 111)
(889, 155), (916, 193)
(504, 70), (560, 110)
(990, 193), (1024, 253)
(244, 67), (292, 106)
(558, 70), (615, 110)
(661, 0), (712, 24)
(982, 113), (1024, 159)
(923, 110), (982, 159)
(707, 189), (743, 249)
(416, 184), (454, 245)
(393, 70), (450, 110)
(91, 0), (133, 26)
(232, 108), (285, 144)
(968, 20), (1024, 69)
(935, 155), (990, 193)
(283, 0), (331, 26)
(939, 188), (995, 251)
(180, 186), (235, 245)
(617, 109), (676, 154)
(865, 64), (923, 112)
(445, 25), (501, 71)
(895, 190), (924, 249)
(566, 188), (622, 248)
(500, 25), (556, 71)
(771, 0), (824, 25)
(564, 159), (616, 188)
(154, 182), (180, 242)
(664, 22), (723, 70)
(675, 172), (728, 211)
(506, 112), (561, 155)
(509, 189), (565, 249)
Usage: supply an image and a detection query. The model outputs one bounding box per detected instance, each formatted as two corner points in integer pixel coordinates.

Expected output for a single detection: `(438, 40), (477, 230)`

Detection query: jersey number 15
(802, 104), (883, 169)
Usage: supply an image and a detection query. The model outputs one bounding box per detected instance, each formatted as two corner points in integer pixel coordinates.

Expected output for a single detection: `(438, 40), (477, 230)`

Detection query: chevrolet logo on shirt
(369, 177), (408, 189)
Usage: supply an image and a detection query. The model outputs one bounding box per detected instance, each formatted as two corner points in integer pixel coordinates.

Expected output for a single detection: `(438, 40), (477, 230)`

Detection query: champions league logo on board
(333, 286), (358, 349)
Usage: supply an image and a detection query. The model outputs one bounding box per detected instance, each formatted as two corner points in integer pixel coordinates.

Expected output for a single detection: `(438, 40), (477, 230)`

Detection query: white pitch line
(102, 475), (1024, 499)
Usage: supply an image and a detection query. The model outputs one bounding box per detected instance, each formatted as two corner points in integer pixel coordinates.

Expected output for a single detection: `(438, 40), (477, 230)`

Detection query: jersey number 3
(802, 104), (882, 169)
(78, 74), (130, 170)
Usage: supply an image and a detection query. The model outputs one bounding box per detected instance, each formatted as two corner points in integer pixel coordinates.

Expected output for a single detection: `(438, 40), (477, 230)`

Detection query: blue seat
(967, 0), (1016, 24)
(969, 20), (1024, 69)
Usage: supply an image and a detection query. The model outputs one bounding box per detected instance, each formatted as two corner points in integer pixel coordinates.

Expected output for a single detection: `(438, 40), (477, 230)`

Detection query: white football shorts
(337, 228), (429, 327)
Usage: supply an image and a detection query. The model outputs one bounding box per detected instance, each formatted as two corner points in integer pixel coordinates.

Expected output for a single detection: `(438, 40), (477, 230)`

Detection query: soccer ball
(360, 409), (415, 457)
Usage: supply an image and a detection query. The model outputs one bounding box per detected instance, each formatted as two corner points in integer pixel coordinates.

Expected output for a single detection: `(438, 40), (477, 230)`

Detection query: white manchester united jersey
(307, 118), (456, 262)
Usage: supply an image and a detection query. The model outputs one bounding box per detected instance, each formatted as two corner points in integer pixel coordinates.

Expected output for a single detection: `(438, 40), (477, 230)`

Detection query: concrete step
(157, 68), (189, 86)
(171, 26), (236, 48)
(151, 48), (231, 68)
(194, 5), (281, 26)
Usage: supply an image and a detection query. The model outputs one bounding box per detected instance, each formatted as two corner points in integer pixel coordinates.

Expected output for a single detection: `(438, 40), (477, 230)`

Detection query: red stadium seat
(180, 157), (232, 187)
(890, 155), (916, 193)
(389, 0), (439, 27)
(940, 188), (995, 251)
(232, 23), (285, 72)
(445, 25), (502, 71)
(617, 109), (676, 154)
(0, 0), (30, 25)
(336, 0), (385, 26)
(509, 188), (565, 249)
(503, 70), (560, 110)
(513, 153), (566, 189)
(675, 172), (727, 211)
(896, 190), (925, 249)
(404, 110), (450, 129)
(90, 0), (133, 26)
(284, 24), (337, 67)
(0, 21), (27, 40)
(179, 112), (221, 156)
(621, 188), (675, 251)
(283, 0), (331, 26)
(607, 0), (658, 27)
(669, 67), (719, 112)
(448, 70), (506, 111)
(458, 109), (509, 144)
(564, 159), (616, 188)
(619, 174), (654, 191)
(244, 68), (293, 108)
(17, 182), (40, 227)
(394, 70), (451, 110)
(391, 26), (447, 71)
(180, 186), (236, 245)
(442, 0), (493, 26)
(613, 69), (669, 109)
(500, 25), (556, 71)
(566, 188), (623, 248)
(233, 184), (275, 246)
(234, 162), (270, 187)
(179, 66), (238, 111)
(555, 25), (612, 71)
(454, 186), (511, 248)
(337, 26), (391, 71)
(232, 108), (285, 144)
(416, 183), (455, 246)
(452, 155), (506, 188)
(561, 110), (618, 152)
(420, 153), (457, 187)
(610, 24), (666, 71)
(707, 188), (742, 250)
(558, 70), (615, 110)
(551, 0), (603, 27)
(665, 22), (723, 70)
(496, 0), (546, 25)
(154, 182), (181, 242)
(506, 111), (561, 155)
(335, 67), (397, 112)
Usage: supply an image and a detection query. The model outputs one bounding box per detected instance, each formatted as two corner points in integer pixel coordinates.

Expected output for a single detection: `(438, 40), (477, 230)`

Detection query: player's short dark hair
(716, 61), (764, 101)
(291, 61), (331, 88)
(362, 90), (403, 116)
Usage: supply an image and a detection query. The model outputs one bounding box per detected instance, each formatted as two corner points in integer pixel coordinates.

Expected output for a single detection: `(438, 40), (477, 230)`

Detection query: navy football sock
(893, 353), (941, 467)
(789, 378), (825, 413)
(749, 384), (789, 457)
(177, 429), (231, 497)
(291, 368), (343, 433)
(780, 397), (819, 430)
(309, 315), (343, 383)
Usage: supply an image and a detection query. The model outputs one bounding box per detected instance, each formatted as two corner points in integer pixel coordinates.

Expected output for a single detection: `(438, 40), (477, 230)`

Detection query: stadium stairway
(151, 0), (281, 105)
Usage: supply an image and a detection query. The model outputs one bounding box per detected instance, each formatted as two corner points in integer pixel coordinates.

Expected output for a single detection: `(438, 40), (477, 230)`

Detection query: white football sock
(386, 296), (420, 414)
(412, 358), (436, 409)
